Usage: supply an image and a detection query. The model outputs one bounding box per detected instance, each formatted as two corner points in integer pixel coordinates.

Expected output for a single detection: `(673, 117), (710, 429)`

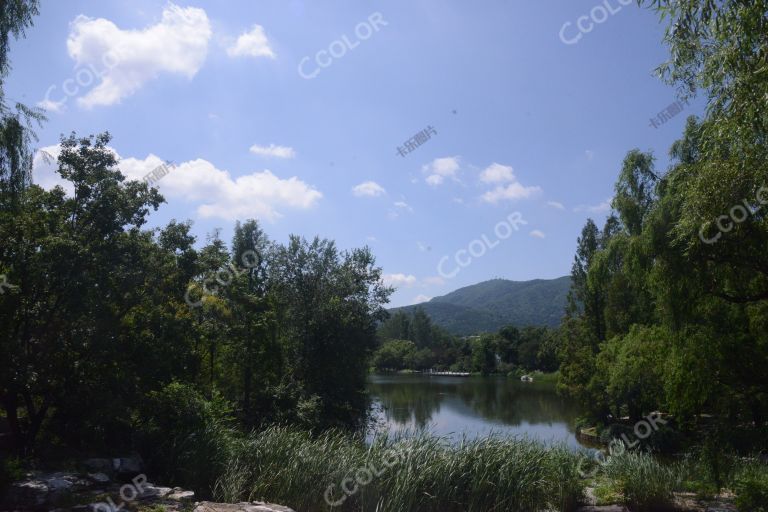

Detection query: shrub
(0, 457), (25, 496)
(733, 460), (768, 512)
(134, 382), (238, 498)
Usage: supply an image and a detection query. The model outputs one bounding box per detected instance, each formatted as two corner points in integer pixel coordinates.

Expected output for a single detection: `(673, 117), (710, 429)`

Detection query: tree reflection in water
(368, 374), (587, 449)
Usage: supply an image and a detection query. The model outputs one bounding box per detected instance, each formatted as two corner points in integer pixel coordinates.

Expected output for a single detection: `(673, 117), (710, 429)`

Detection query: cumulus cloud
(32, 144), (321, 222)
(352, 181), (386, 197)
(227, 25), (275, 59)
(66, 3), (211, 108)
(382, 273), (417, 288)
(422, 156), (460, 186)
(249, 144), (296, 159)
(479, 163), (515, 183)
(530, 230), (546, 239)
(412, 294), (432, 304)
(479, 163), (541, 203)
(158, 160), (320, 221)
(481, 182), (541, 203)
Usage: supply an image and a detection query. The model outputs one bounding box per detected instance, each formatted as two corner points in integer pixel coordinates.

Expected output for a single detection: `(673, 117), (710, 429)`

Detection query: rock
(47, 475), (76, 492)
(194, 501), (296, 512)
(112, 456), (143, 477)
(4, 478), (49, 508)
(1, 472), (86, 510)
(88, 472), (111, 484)
(137, 484), (173, 500)
(167, 488), (195, 502)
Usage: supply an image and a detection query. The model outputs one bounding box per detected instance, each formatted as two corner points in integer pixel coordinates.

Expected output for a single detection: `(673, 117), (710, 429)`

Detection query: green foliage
(733, 460), (768, 512)
(372, 340), (417, 371)
(641, 0), (768, 143)
(0, 129), (392, 464)
(557, 0), (768, 446)
(216, 426), (585, 512)
(602, 452), (680, 511)
(598, 326), (668, 420)
(136, 383), (237, 498)
(0, 0), (39, 83)
(376, 310), (559, 375)
(0, 456), (24, 494)
(470, 335), (497, 374)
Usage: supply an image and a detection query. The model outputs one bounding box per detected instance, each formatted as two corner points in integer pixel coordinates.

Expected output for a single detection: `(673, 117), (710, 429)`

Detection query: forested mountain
(390, 277), (570, 335)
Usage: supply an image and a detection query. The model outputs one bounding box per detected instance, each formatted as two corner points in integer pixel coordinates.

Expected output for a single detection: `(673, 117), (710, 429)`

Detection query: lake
(368, 373), (587, 450)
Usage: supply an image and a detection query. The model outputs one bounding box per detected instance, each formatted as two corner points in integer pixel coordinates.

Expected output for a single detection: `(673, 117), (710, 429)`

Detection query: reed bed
(214, 426), (585, 512)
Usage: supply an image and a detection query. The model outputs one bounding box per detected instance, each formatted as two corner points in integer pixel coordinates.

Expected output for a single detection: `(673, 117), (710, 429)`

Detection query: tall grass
(602, 451), (680, 511)
(215, 426), (585, 512)
(732, 458), (768, 512)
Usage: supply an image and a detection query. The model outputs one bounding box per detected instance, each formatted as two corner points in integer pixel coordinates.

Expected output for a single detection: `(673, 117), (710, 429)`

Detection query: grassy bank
(214, 427), (584, 512)
(209, 426), (768, 512)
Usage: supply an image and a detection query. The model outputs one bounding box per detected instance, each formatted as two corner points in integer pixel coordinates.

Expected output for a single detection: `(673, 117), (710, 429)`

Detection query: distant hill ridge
(390, 276), (570, 335)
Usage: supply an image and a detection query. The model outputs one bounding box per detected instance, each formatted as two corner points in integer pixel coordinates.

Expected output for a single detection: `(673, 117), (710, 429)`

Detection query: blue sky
(6, 0), (702, 307)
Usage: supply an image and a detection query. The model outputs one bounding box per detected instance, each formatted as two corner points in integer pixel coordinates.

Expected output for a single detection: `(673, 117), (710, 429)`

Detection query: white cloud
(37, 98), (66, 113)
(480, 163), (515, 183)
(479, 163), (541, 203)
(32, 145), (71, 194)
(389, 201), (413, 219)
(547, 201), (565, 210)
(425, 174), (444, 186)
(412, 294), (432, 304)
(160, 161), (321, 221)
(530, 230), (546, 239)
(382, 273), (417, 288)
(481, 182), (541, 203)
(32, 144), (321, 222)
(67, 3), (211, 108)
(574, 199), (612, 214)
(388, 200), (414, 219)
(352, 181), (386, 197)
(422, 156), (460, 186)
(249, 144), (296, 159)
(227, 25), (275, 59)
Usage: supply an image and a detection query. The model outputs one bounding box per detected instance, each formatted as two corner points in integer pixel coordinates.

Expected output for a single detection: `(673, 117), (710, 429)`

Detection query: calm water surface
(368, 374), (587, 449)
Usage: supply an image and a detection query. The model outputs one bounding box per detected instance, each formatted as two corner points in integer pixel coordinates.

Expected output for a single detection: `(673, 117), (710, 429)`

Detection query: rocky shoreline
(0, 463), (295, 512)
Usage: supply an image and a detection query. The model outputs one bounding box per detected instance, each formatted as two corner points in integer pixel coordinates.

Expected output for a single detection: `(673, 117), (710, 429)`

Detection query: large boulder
(1, 472), (91, 511)
(167, 488), (195, 502)
(194, 502), (296, 512)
